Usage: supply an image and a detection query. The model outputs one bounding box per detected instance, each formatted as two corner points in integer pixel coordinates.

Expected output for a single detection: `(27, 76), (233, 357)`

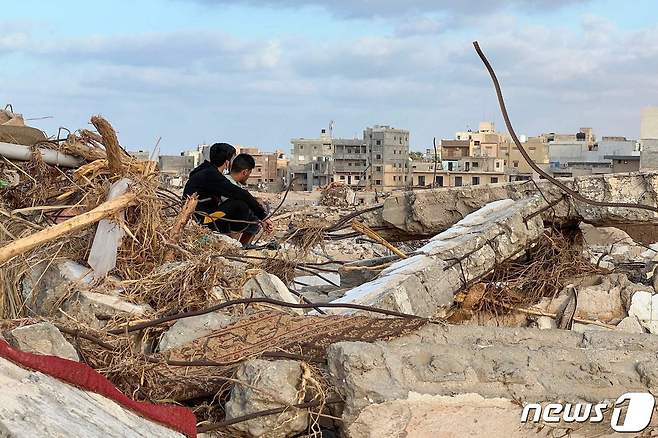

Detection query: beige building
(410, 160), (504, 188)
(365, 125), (410, 192)
(641, 107), (658, 140)
(499, 135), (550, 180)
(440, 140), (470, 160)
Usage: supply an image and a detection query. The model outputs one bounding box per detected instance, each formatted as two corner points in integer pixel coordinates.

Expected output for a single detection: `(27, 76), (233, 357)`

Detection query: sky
(3, 0), (658, 154)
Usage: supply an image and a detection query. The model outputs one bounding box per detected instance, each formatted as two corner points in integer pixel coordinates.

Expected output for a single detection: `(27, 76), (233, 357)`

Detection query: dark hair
(209, 143), (236, 166)
(231, 153), (256, 173)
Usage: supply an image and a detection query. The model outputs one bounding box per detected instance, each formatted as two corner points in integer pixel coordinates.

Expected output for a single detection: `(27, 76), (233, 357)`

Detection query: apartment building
(364, 125), (410, 192)
(410, 160), (504, 188)
(499, 136), (550, 181)
(289, 125), (409, 192)
(333, 138), (367, 187)
(235, 146), (289, 191)
(289, 129), (336, 191)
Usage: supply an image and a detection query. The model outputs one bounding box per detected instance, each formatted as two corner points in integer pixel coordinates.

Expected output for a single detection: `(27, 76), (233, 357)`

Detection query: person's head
(230, 153), (256, 184)
(209, 142), (236, 172)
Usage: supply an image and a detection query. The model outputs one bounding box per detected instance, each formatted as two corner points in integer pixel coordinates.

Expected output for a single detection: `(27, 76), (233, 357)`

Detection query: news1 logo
(521, 393), (656, 432)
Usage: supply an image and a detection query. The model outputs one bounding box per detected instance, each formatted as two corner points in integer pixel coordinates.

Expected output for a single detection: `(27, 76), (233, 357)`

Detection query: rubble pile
(319, 182), (355, 208)
(3, 109), (658, 436)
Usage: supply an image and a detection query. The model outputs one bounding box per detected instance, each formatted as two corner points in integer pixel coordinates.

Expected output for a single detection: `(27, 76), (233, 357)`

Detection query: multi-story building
(499, 136), (550, 181)
(364, 125), (410, 192)
(333, 138), (367, 187)
(549, 133), (638, 177)
(410, 160), (504, 188)
(231, 145), (289, 191)
(289, 129), (334, 191)
(289, 125), (409, 192)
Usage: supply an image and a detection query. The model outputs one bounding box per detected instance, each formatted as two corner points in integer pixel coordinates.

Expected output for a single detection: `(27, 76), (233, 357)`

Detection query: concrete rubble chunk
(21, 259), (95, 315)
(617, 316), (645, 333)
(579, 223), (652, 271)
(243, 272), (303, 315)
(158, 312), (236, 351)
(64, 290), (153, 328)
(379, 171), (658, 237)
(8, 322), (79, 362)
(328, 197), (545, 317)
(346, 393), (537, 438)
(327, 323), (658, 430)
(534, 274), (645, 324)
(629, 291), (658, 333)
(0, 357), (184, 437)
(225, 359), (308, 438)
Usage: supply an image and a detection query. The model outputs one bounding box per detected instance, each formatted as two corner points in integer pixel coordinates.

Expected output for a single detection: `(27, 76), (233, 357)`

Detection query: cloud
(3, 9), (658, 154)
(178, 0), (592, 19)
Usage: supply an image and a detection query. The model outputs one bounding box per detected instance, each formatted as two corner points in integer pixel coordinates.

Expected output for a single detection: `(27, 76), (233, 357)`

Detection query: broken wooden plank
(0, 192), (137, 266)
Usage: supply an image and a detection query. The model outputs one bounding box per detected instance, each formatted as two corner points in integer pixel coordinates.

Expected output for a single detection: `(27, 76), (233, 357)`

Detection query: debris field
(3, 104), (658, 438)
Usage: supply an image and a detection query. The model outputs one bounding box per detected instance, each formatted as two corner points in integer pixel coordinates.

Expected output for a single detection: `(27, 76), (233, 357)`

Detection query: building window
(496, 161), (500, 168)
(513, 161), (519, 168)
(491, 177), (499, 183)
(418, 175), (426, 186)
(436, 175), (443, 186)
(340, 175), (345, 180)
(376, 166), (382, 171)
(472, 176), (480, 185)
(376, 140), (381, 146)
(474, 141), (480, 146)
(375, 179), (382, 185)
(455, 176), (463, 187)
(300, 145), (304, 150)
(472, 162), (479, 168)
(376, 154), (382, 159)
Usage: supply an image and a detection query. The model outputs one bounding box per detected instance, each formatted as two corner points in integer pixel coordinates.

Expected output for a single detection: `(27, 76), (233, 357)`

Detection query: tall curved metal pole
(473, 41), (658, 214)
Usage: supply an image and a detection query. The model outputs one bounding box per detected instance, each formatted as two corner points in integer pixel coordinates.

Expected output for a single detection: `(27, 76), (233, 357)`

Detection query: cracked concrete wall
(327, 324), (658, 435)
(327, 197), (545, 317)
(381, 171), (658, 236)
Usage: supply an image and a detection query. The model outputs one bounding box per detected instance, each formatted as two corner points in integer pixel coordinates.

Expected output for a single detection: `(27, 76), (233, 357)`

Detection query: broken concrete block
(535, 316), (556, 330)
(243, 272), (303, 315)
(379, 172), (658, 238)
(328, 197), (545, 317)
(64, 291), (153, 328)
(535, 274), (648, 323)
(8, 322), (79, 361)
(629, 291), (658, 333)
(346, 393), (534, 438)
(0, 357), (184, 437)
(158, 312), (236, 352)
(225, 359), (308, 437)
(327, 324), (658, 428)
(580, 223), (651, 272)
(21, 259), (95, 315)
(617, 316), (645, 333)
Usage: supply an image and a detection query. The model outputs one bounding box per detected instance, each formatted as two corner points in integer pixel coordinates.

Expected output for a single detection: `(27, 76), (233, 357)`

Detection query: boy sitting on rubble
(183, 143), (273, 246)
